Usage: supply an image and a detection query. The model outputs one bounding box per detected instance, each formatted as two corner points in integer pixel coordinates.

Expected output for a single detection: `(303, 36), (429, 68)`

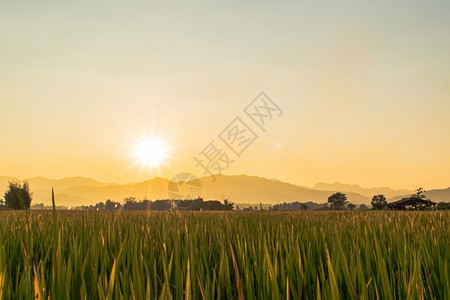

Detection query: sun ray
(131, 134), (171, 170)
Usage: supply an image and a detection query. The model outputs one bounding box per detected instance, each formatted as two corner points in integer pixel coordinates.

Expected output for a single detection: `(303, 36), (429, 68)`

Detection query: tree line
(73, 197), (235, 211)
(270, 188), (450, 211)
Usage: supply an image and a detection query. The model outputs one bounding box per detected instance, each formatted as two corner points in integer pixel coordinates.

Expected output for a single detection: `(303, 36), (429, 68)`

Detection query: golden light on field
(132, 136), (169, 169)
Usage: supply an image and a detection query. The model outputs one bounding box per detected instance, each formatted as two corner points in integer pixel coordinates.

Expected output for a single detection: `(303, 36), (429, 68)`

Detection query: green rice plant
(0, 211), (447, 299)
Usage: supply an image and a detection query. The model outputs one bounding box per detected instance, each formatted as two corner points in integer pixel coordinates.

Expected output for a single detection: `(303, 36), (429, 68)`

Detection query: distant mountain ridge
(0, 175), (448, 206)
(197, 174), (370, 206)
(0, 175), (117, 189)
(313, 182), (414, 198)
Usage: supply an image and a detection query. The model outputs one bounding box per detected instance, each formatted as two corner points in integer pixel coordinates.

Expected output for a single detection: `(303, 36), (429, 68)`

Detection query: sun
(132, 136), (169, 168)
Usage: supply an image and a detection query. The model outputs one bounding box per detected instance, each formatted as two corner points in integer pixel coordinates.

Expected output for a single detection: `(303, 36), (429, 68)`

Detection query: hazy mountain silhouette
(0, 175), (447, 206)
(57, 177), (170, 205)
(0, 175), (115, 190)
(313, 182), (413, 198)
(198, 175), (371, 205)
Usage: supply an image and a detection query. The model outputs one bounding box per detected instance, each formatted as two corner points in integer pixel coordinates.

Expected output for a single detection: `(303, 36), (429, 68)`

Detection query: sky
(1, 0), (449, 190)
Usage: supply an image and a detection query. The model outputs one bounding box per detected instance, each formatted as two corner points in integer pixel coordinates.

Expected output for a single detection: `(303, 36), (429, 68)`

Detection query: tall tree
(223, 199), (234, 210)
(4, 181), (32, 209)
(411, 188), (427, 200)
(327, 192), (348, 210)
(410, 187), (430, 210)
(371, 194), (387, 210)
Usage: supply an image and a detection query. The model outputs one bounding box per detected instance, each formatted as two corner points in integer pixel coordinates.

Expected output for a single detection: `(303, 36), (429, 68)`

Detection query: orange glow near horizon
(0, 1), (449, 190)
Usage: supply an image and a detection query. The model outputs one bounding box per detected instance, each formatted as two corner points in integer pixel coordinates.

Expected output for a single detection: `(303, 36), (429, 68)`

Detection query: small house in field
(387, 197), (436, 210)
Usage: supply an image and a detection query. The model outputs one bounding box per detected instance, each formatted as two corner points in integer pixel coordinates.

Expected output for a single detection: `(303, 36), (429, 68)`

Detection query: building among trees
(387, 187), (436, 210)
(387, 197), (436, 210)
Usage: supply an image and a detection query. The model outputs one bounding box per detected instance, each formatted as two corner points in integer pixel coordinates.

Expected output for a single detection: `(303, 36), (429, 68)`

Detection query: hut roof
(387, 197), (436, 207)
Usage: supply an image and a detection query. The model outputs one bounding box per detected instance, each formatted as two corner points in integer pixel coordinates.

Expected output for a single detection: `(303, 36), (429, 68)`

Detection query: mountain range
(312, 182), (414, 199)
(0, 175), (448, 207)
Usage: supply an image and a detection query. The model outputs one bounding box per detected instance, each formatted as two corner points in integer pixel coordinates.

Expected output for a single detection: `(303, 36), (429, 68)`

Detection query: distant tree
(142, 200), (151, 210)
(105, 199), (121, 210)
(410, 188), (430, 210)
(358, 204), (370, 210)
(105, 199), (114, 210)
(347, 203), (357, 210)
(150, 200), (171, 211)
(318, 203), (330, 210)
(205, 201), (223, 210)
(271, 201), (307, 211)
(371, 194), (387, 210)
(411, 188), (427, 200)
(123, 197), (136, 204)
(4, 181), (32, 209)
(223, 199), (234, 210)
(436, 202), (450, 210)
(327, 192), (348, 210)
(177, 199), (194, 209)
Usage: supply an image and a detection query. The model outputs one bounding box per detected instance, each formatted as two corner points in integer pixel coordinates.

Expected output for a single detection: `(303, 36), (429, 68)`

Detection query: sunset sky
(1, 1), (449, 190)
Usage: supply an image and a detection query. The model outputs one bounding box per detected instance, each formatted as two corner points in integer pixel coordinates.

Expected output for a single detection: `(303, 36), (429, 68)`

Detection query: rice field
(0, 210), (448, 299)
